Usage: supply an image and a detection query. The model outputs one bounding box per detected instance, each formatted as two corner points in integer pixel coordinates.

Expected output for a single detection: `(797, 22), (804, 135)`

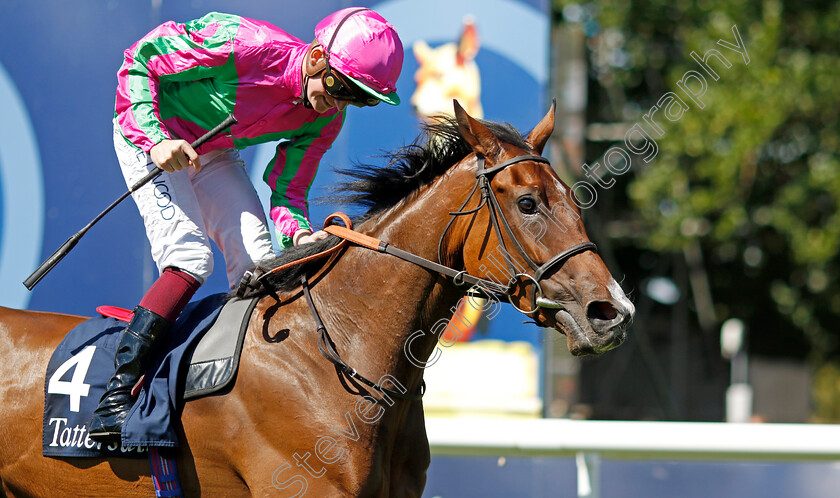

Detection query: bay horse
(0, 102), (633, 497)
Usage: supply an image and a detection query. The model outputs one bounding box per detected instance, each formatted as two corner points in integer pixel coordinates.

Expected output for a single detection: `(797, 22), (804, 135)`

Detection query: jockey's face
(306, 75), (350, 113)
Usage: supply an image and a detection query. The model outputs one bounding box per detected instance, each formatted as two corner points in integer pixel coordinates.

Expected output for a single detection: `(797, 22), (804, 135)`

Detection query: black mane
(236, 116), (529, 298)
(335, 116), (528, 216)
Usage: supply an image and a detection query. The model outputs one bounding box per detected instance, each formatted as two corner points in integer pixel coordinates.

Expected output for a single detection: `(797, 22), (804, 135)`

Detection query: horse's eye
(518, 196), (538, 214)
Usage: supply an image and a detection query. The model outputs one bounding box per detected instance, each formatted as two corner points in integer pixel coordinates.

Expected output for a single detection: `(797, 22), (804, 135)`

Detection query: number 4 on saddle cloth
(42, 294), (258, 457)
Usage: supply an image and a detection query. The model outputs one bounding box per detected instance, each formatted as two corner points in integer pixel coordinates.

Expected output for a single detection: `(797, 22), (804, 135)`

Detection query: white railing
(425, 417), (840, 497)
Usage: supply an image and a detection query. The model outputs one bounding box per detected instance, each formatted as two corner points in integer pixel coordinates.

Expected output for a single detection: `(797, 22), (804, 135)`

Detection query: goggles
(321, 66), (380, 107)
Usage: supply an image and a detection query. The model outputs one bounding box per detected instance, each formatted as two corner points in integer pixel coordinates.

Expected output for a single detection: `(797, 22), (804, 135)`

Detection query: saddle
(43, 294), (258, 457)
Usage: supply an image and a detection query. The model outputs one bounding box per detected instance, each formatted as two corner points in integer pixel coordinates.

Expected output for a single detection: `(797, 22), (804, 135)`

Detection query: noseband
(438, 153), (597, 314)
(241, 152), (598, 403)
(246, 153), (598, 314)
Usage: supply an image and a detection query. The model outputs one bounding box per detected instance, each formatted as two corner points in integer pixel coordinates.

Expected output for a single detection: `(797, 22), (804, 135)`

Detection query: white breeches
(114, 122), (275, 289)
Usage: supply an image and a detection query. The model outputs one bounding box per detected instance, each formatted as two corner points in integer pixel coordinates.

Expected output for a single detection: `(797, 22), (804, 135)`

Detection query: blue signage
(0, 0), (548, 348)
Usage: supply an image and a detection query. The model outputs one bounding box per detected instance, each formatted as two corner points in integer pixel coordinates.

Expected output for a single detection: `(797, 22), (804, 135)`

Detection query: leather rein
(239, 151), (597, 402)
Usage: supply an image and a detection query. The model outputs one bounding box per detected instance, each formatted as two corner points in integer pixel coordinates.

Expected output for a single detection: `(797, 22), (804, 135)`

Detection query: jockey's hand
(293, 229), (329, 246)
(151, 139), (202, 173)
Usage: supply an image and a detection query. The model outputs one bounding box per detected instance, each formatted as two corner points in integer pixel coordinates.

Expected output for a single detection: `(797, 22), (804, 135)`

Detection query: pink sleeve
(114, 15), (239, 151)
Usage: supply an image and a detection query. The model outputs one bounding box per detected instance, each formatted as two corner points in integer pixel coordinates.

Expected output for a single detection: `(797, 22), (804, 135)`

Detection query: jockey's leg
(90, 124), (213, 442)
(88, 267), (200, 442)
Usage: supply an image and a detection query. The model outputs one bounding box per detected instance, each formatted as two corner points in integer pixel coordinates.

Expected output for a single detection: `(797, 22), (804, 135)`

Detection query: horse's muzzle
(555, 306), (629, 356)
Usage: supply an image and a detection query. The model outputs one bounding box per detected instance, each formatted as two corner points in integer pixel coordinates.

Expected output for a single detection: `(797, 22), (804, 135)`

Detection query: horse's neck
(318, 168), (473, 393)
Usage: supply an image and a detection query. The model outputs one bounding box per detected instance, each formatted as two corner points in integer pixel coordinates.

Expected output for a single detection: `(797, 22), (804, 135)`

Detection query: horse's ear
(453, 99), (502, 157)
(526, 99), (556, 155)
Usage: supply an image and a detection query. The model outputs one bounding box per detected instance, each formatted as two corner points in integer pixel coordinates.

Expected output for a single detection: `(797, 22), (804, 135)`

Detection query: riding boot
(88, 306), (170, 443)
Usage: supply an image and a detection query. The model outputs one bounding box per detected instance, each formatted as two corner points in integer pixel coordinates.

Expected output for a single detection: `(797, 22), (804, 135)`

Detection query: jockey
(89, 8), (404, 442)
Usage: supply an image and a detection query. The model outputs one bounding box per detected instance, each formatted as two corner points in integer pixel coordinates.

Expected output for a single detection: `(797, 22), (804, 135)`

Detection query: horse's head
(447, 101), (634, 356)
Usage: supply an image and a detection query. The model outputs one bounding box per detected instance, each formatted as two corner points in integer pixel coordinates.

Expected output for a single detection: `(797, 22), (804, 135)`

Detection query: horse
(0, 101), (634, 497)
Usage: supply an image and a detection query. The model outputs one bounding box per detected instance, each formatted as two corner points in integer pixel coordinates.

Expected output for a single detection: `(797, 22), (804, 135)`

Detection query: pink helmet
(315, 7), (404, 105)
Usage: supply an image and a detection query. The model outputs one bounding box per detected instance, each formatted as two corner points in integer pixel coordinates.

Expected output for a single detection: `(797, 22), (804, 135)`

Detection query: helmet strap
(300, 74), (313, 109)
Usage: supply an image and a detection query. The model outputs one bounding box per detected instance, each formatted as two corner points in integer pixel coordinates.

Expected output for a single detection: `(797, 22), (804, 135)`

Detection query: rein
(322, 216), (509, 297)
(238, 152), (598, 403)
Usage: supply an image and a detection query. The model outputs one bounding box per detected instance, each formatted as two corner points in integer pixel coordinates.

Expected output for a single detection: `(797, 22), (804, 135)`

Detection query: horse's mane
(335, 116), (528, 216)
(235, 116), (529, 298)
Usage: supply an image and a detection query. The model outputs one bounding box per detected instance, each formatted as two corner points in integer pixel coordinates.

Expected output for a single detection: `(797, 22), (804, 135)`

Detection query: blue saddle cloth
(42, 293), (227, 457)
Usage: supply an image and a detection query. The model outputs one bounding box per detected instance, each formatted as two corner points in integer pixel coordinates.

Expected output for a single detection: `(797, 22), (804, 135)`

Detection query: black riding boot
(88, 306), (170, 443)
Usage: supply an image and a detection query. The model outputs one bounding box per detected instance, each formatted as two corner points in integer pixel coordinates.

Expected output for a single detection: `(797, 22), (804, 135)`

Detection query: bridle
(243, 150), (599, 314)
(238, 150), (598, 402)
(436, 152), (597, 314)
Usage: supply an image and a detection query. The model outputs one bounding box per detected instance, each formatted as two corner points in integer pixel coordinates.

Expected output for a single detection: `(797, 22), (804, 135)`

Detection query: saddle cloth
(42, 294), (258, 457)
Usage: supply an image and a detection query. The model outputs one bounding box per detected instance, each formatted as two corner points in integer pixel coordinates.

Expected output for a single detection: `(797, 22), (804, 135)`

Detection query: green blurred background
(547, 0), (840, 422)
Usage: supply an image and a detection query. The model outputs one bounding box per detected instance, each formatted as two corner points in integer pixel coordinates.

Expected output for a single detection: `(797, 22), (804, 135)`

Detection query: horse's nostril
(587, 301), (619, 322)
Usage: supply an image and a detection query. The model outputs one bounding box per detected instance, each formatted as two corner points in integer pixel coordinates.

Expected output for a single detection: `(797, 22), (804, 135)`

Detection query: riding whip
(23, 114), (237, 290)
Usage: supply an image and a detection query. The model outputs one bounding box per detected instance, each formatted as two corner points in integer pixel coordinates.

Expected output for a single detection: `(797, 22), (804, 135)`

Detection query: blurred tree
(552, 0), (840, 420)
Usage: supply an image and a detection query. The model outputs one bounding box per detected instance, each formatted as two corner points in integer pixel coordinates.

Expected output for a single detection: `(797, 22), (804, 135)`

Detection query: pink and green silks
(115, 12), (344, 248)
